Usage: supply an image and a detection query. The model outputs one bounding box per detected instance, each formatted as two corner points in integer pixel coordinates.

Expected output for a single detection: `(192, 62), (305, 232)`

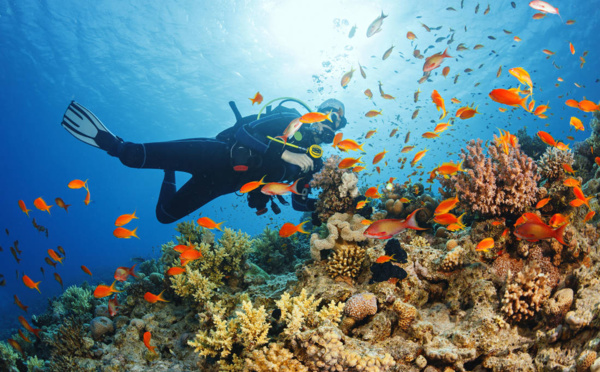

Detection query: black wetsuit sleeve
(234, 111), (300, 158)
(291, 176), (318, 212)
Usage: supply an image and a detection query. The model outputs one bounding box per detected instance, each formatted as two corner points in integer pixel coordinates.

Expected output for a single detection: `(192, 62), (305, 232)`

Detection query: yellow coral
(237, 300), (270, 350)
(326, 243), (366, 280)
(275, 289), (344, 337)
(245, 343), (309, 372)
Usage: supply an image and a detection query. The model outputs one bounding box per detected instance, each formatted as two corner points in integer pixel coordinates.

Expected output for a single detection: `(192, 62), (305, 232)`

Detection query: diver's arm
(281, 150), (314, 172)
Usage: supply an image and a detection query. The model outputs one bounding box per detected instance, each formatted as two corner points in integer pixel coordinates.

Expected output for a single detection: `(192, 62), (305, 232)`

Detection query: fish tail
(554, 223), (568, 245)
(358, 143), (365, 151)
(131, 227), (139, 239)
(110, 280), (123, 293)
(289, 179), (302, 195)
(259, 175), (267, 185)
(158, 290), (170, 302)
(442, 48), (452, 58)
(405, 208), (428, 230)
(297, 220), (310, 234)
(275, 135), (288, 145)
(216, 221), (225, 231)
(326, 110), (333, 123)
(35, 282), (41, 293)
(129, 264), (138, 278)
(132, 210), (139, 220)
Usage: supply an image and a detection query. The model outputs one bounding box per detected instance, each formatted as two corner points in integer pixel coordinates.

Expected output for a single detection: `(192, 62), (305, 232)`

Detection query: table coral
(439, 138), (539, 216)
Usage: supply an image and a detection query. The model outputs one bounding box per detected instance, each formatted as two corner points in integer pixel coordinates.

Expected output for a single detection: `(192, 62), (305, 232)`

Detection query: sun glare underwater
(1, 0), (600, 370)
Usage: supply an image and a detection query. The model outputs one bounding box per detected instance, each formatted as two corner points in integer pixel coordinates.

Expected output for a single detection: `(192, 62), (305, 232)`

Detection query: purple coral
(440, 139), (540, 216)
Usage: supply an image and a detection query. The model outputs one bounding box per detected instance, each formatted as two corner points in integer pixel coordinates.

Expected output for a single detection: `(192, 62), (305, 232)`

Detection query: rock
(90, 316), (115, 340)
(129, 318), (146, 331)
(95, 304), (109, 318)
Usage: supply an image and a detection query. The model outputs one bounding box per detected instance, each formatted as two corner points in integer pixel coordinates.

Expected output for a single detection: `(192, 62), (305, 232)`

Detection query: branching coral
(310, 156), (359, 222)
(440, 138), (540, 216)
(245, 343), (309, 372)
(501, 264), (552, 322)
(326, 244), (366, 280)
(275, 289), (344, 337)
(45, 317), (90, 372)
(250, 226), (299, 274)
(538, 147), (574, 181)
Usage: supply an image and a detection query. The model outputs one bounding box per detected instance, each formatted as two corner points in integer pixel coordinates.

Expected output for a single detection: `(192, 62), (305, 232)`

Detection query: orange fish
(569, 42), (575, 55)
(563, 178), (580, 187)
(332, 132), (343, 149)
(33, 197), (52, 214)
(14, 295), (28, 313)
(47, 249), (64, 264)
(180, 248), (203, 266)
(108, 295), (119, 317)
(365, 187), (381, 199)
(401, 146), (415, 153)
(455, 106), (479, 119)
(114, 264), (138, 282)
(113, 226), (139, 239)
(489, 89), (529, 111)
(578, 100), (600, 112)
(390, 128), (399, 137)
(491, 220), (505, 226)
(433, 212), (465, 226)
(240, 175), (267, 194)
(537, 131), (557, 147)
(352, 166), (366, 173)
(365, 130), (377, 139)
(410, 149), (428, 167)
(375, 255), (396, 264)
(595, 157), (600, 167)
(423, 48), (452, 72)
(261, 179), (301, 196)
(356, 200), (367, 210)
(569, 117), (584, 131)
(548, 213), (569, 228)
(7, 338), (24, 357)
(584, 211), (596, 223)
(535, 197), (551, 209)
(279, 220), (310, 238)
(422, 132), (439, 139)
(18, 329), (31, 343)
(572, 186), (592, 208)
(437, 161), (465, 176)
(144, 290), (169, 303)
(338, 156), (363, 170)
(406, 31), (417, 40)
(514, 36), (522, 42)
(434, 122), (452, 133)
(514, 220), (568, 245)
(340, 67), (355, 88)
(365, 109), (383, 118)
(249, 92), (263, 105)
(18, 316), (40, 339)
(22, 275), (41, 293)
(442, 66), (450, 78)
(364, 89), (373, 99)
(143, 331), (157, 354)
(562, 163), (576, 174)
(566, 19), (576, 25)
(435, 195), (459, 215)
(115, 211), (139, 226)
(364, 209), (428, 239)
(68, 179), (88, 189)
(299, 111), (332, 124)
(373, 149), (388, 165)
(431, 90), (447, 119)
(55, 198), (71, 213)
(565, 99), (579, 108)
(399, 197), (411, 203)
(196, 217), (225, 231)
(166, 267), (186, 276)
(337, 139), (365, 152)
(84, 189), (91, 206)
(81, 265), (93, 277)
(93, 280), (122, 298)
(18, 200), (31, 217)
(54, 272), (63, 289)
(476, 238), (494, 252)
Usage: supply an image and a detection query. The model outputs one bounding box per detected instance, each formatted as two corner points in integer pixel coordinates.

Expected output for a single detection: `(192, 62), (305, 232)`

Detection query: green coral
(167, 225), (254, 306)
(0, 340), (21, 372)
(26, 355), (45, 372)
(250, 226), (300, 274)
(60, 285), (93, 317)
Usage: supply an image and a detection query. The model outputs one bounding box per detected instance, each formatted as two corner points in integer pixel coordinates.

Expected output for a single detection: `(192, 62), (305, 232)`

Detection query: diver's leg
(114, 139), (230, 174)
(155, 173), (236, 224)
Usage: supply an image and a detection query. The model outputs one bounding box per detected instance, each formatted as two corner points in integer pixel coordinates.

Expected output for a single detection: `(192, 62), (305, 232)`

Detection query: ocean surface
(0, 0), (598, 339)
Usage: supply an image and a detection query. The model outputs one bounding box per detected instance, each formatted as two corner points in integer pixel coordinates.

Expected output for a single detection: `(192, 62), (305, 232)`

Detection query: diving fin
(61, 101), (122, 152)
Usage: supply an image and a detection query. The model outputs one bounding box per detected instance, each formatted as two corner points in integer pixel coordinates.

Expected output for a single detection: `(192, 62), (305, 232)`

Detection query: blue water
(0, 0), (598, 337)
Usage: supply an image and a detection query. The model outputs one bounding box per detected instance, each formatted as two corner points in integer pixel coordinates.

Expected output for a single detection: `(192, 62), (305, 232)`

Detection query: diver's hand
(281, 150), (314, 172)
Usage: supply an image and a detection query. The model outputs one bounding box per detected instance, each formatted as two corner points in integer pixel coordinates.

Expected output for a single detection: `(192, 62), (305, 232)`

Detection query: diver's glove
(281, 150), (314, 172)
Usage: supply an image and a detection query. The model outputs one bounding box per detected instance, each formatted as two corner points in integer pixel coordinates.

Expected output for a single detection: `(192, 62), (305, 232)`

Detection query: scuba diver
(61, 98), (347, 224)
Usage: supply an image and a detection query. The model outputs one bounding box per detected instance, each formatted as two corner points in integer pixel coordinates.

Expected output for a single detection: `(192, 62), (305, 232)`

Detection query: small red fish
(18, 200), (31, 217)
(48, 249), (64, 264)
(261, 180), (301, 196)
(55, 198), (71, 213)
(144, 290), (169, 303)
(81, 265), (93, 277)
(364, 209), (428, 239)
(22, 275), (41, 293)
(279, 221), (310, 238)
(113, 227), (139, 239)
(249, 92), (263, 105)
(68, 179), (88, 189)
(476, 238), (494, 252)
(373, 149), (388, 165)
(54, 272), (63, 289)
(375, 255), (396, 263)
(93, 281), (122, 298)
(423, 48), (452, 72)
(108, 295), (119, 317)
(514, 220), (568, 245)
(166, 267), (186, 276)
(33, 197), (52, 214)
(115, 211), (139, 226)
(14, 295), (28, 312)
(84, 189), (91, 206)
(114, 264), (137, 282)
(535, 197), (551, 209)
(7, 339), (25, 357)
(18, 316), (41, 339)
(143, 331), (157, 354)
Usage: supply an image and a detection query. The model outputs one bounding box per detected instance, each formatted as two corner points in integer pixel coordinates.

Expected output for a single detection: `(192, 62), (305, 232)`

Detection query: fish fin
(405, 208), (429, 230)
(216, 221), (225, 231)
(554, 223), (568, 245)
(131, 227), (139, 239)
(297, 220), (310, 234)
(129, 264), (138, 278)
(289, 179), (302, 195)
(275, 135), (288, 145)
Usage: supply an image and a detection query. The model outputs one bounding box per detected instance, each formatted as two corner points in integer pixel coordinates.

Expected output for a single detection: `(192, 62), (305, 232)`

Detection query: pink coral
(344, 292), (377, 321)
(440, 139), (540, 216)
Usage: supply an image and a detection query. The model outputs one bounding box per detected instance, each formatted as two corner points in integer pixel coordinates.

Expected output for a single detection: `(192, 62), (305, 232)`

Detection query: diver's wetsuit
(112, 104), (322, 224)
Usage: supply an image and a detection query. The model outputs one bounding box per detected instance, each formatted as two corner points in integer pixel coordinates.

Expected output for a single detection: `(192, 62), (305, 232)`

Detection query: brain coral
(344, 292), (377, 321)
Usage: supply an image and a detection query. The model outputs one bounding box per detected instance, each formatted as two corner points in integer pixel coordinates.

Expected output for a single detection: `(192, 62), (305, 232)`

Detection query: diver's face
(312, 122), (336, 144)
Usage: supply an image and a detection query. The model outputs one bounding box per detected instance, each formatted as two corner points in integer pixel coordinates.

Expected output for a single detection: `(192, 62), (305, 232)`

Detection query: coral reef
(538, 146), (575, 181)
(439, 138), (540, 216)
(309, 212), (369, 260)
(501, 264), (552, 322)
(250, 226), (307, 275)
(310, 156), (359, 223)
